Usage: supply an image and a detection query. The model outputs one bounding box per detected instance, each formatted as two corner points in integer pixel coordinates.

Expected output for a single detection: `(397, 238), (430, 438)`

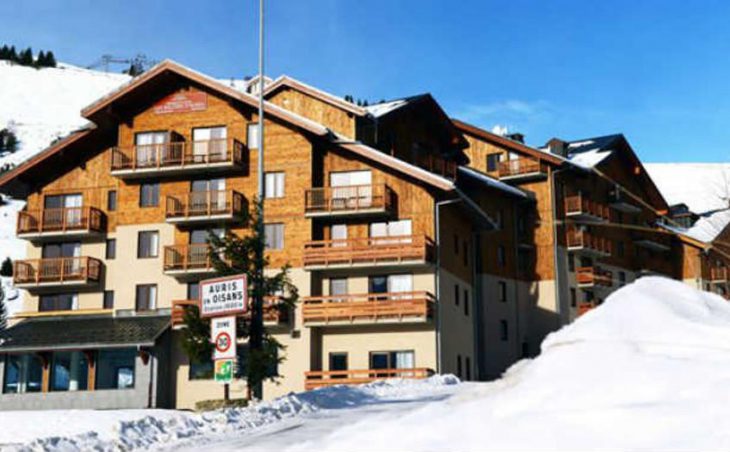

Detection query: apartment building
(0, 60), (536, 410)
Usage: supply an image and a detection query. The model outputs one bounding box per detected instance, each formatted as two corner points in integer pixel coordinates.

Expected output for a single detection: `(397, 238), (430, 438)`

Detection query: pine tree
(181, 200), (297, 401)
(0, 284), (6, 331)
(44, 50), (57, 67)
(0, 45), (8, 60)
(0, 129), (18, 153)
(0, 258), (11, 277)
(8, 46), (17, 63)
(35, 50), (45, 68)
(18, 47), (33, 66)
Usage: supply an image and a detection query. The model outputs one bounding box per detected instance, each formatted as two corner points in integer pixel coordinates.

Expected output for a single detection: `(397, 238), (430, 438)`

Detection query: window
(96, 349), (136, 390)
(498, 281), (507, 302)
(135, 131), (168, 167)
(264, 172), (286, 199)
(329, 353), (348, 372)
(264, 223), (284, 250)
(369, 219), (412, 242)
(247, 123), (260, 149)
(330, 277), (348, 296)
(331, 224), (347, 243)
(187, 282), (200, 301)
(570, 288), (577, 308)
(135, 284), (157, 311)
(42, 242), (80, 259)
(619, 271), (626, 285)
(106, 239), (116, 259)
(454, 284), (460, 306)
(103, 291), (114, 309)
(369, 350), (414, 370)
(189, 356), (214, 380)
(51, 351), (88, 392)
(584, 291), (595, 303)
(464, 289), (469, 316)
(137, 231), (159, 258)
(139, 183), (159, 207)
(107, 190), (117, 211)
(497, 245), (506, 267)
(40, 293), (77, 312)
(3, 354), (43, 394)
(568, 255), (574, 272)
(486, 153), (501, 172)
(44, 193), (83, 228)
(192, 127), (227, 160)
(456, 355), (462, 379)
(500, 320), (509, 341)
(465, 357), (472, 381)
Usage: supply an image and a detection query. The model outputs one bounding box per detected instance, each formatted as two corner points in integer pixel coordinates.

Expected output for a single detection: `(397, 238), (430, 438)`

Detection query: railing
(13, 257), (102, 286)
(565, 194), (610, 221)
(163, 244), (213, 272)
(575, 266), (612, 287)
(710, 267), (729, 282)
(304, 184), (393, 215)
(111, 139), (246, 172)
(566, 228), (612, 255)
(498, 158), (547, 179)
(171, 296), (288, 327)
(415, 154), (458, 179)
(303, 235), (434, 268)
(302, 291), (434, 325)
(166, 190), (245, 220)
(305, 368), (433, 390)
(17, 207), (104, 235)
(577, 302), (595, 317)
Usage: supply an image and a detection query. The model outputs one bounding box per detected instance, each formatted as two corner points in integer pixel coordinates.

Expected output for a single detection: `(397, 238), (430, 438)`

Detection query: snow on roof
(646, 163), (730, 214)
(365, 98), (411, 118)
(667, 208), (730, 244)
(458, 166), (531, 199)
(559, 134), (624, 169)
(568, 148), (614, 169)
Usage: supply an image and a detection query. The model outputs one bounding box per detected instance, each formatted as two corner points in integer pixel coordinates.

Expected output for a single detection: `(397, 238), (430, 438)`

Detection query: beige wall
(437, 268), (475, 378)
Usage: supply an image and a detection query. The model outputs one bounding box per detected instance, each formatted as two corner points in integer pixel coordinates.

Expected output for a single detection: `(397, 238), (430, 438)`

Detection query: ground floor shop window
(96, 349), (136, 390)
(51, 351), (88, 391)
(189, 357), (214, 380)
(3, 354), (43, 394)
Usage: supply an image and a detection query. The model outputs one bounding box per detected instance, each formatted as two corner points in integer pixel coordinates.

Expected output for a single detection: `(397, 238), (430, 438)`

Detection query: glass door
(193, 127), (227, 162)
(135, 132), (168, 167)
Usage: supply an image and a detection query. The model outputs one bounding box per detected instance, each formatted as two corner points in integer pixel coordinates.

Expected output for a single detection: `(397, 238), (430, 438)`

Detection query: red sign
(153, 91), (208, 115)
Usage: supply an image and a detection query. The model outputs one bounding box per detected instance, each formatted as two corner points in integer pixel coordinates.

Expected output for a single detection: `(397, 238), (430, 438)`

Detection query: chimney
(546, 138), (568, 157)
(505, 132), (525, 144)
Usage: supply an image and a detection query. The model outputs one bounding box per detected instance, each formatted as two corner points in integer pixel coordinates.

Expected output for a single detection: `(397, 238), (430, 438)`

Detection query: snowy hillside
(4, 277), (730, 451)
(646, 162), (730, 214)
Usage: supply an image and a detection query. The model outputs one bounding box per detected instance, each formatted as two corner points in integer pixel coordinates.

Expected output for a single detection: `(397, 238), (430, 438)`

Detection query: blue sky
(3, 0), (730, 162)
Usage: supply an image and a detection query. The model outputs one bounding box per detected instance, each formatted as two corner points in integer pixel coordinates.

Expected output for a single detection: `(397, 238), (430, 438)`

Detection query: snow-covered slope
(646, 162), (730, 214)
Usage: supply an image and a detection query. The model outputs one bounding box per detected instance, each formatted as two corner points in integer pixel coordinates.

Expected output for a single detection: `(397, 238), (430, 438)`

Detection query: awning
(0, 314), (170, 353)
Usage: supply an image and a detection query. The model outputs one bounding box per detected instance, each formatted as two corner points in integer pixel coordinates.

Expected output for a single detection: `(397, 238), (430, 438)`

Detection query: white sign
(200, 274), (248, 318)
(211, 316), (237, 360)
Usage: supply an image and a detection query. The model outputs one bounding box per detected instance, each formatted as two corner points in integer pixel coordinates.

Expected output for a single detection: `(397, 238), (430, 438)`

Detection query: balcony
(171, 297), (287, 328)
(17, 207), (105, 241)
(304, 184), (394, 218)
(609, 189), (642, 213)
(302, 291), (434, 326)
(110, 139), (246, 178)
(415, 154), (458, 180)
(163, 244), (216, 278)
(303, 235), (434, 270)
(165, 190), (246, 225)
(576, 302), (595, 317)
(710, 267), (729, 283)
(304, 368), (433, 390)
(632, 232), (672, 253)
(498, 158), (548, 181)
(575, 266), (612, 288)
(13, 257), (102, 290)
(565, 195), (610, 222)
(566, 228), (612, 257)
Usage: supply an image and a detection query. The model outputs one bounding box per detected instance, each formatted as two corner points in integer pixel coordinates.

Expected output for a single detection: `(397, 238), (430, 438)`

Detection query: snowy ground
(3, 276), (730, 451)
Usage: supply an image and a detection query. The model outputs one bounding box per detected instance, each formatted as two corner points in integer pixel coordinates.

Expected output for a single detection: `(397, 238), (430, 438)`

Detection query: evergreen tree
(18, 47), (33, 66)
(181, 200), (297, 401)
(0, 129), (18, 153)
(0, 258), (11, 277)
(8, 46), (17, 63)
(0, 284), (6, 332)
(35, 50), (45, 68)
(44, 50), (57, 67)
(0, 45), (8, 60)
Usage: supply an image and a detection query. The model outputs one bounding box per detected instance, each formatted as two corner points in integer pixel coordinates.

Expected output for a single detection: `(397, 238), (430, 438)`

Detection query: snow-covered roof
(665, 208), (730, 244)
(646, 163), (730, 215)
(563, 134), (623, 169)
(458, 166), (531, 199)
(365, 98), (412, 118)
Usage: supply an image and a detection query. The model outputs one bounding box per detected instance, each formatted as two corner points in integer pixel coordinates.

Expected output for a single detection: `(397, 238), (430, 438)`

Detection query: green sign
(214, 359), (234, 384)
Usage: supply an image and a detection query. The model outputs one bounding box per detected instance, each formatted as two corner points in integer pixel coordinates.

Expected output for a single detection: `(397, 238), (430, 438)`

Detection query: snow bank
(296, 277), (730, 451)
(0, 375), (458, 451)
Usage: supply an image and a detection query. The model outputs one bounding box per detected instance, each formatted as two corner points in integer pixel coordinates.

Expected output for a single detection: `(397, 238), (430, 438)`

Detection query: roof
(457, 166), (532, 199)
(564, 134), (623, 169)
(364, 95), (426, 118)
(665, 208), (730, 245)
(0, 314), (170, 352)
(263, 75), (367, 116)
(451, 118), (565, 166)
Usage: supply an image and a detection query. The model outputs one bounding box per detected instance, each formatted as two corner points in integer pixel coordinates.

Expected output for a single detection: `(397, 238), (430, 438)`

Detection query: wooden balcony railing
(566, 228), (612, 256)
(565, 194), (610, 221)
(303, 235), (434, 268)
(415, 154), (458, 180)
(110, 139), (246, 173)
(171, 296), (288, 327)
(304, 184), (393, 216)
(13, 257), (102, 286)
(577, 302), (595, 317)
(166, 190), (245, 221)
(710, 267), (729, 283)
(498, 158), (548, 180)
(17, 207), (104, 236)
(576, 266), (612, 287)
(305, 368), (434, 390)
(163, 244), (214, 272)
(302, 291), (434, 325)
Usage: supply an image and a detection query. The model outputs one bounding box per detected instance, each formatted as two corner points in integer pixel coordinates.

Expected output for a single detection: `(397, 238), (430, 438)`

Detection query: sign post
(200, 274), (248, 401)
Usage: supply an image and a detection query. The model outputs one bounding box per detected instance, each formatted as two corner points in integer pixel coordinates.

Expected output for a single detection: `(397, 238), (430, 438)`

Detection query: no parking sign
(211, 316), (237, 360)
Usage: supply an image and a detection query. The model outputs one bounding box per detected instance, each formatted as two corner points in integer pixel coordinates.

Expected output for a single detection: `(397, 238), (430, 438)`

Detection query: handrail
(415, 154), (458, 179)
(565, 194), (611, 221)
(302, 291), (434, 323)
(566, 228), (612, 255)
(304, 184), (393, 214)
(13, 257), (102, 285)
(163, 244), (213, 271)
(575, 266), (612, 286)
(710, 267), (729, 282)
(303, 235), (434, 267)
(304, 368), (433, 390)
(171, 296), (287, 326)
(111, 138), (245, 171)
(17, 207), (104, 234)
(498, 158), (546, 178)
(166, 190), (245, 219)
